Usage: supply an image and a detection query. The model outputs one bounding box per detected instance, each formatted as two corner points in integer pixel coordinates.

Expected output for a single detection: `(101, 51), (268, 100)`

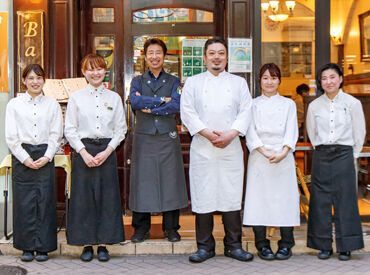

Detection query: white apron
(243, 94), (300, 226)
(189, 73), (245, 213)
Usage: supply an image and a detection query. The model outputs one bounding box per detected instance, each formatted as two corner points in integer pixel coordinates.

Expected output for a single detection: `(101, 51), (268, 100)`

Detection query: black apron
(12, 144), (57, 253)
(67, 138), (124, 245)
(307, 145), (364, 252)
(129, 132), (188, 212)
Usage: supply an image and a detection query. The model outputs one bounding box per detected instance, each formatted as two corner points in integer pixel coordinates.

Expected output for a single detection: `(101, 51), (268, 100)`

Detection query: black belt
(81, 138), (111, 144)
(315, 144), (352, 151)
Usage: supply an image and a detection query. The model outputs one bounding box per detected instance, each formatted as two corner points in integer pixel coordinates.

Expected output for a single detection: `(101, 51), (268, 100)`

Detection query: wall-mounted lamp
(330, 27), (343, 45)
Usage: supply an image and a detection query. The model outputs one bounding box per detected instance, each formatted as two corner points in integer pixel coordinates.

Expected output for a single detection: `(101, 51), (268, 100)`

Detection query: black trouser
(196, 210), (242, 252)
(307, 145), (364, 252)
(132, 209), (180, 233)
(253, 226), (295, 250)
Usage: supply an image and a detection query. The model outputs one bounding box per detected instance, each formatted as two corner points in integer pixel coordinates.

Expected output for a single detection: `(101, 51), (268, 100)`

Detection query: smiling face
(22, 70), (45, 97)
(320, 68), (343, 97)
(204, 42), (227, 76)
(145, 44), (165, 72)
(82, 64), (106, 88)
(260, 69), (280, 97)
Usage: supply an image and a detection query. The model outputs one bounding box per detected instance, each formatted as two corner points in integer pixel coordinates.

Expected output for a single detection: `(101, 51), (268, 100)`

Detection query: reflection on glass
(133, 36), (211, 83)
(261, 1), (315, 96)
(93, 8), (114, 23)
(133, 8), (213, 23)
(94, 36), (115, 90)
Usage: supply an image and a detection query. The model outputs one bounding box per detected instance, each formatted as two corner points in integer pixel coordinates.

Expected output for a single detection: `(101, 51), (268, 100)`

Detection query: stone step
(1, 232), (369, 256)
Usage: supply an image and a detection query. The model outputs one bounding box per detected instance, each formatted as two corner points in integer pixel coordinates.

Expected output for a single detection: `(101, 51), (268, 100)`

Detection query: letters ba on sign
(17, 11), (44, 91)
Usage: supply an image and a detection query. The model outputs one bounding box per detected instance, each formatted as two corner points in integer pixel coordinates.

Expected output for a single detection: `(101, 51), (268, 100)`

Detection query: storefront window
(133, 8), (213, 23)
(133, 36), (210, 82)
(261, 0), (315, 97)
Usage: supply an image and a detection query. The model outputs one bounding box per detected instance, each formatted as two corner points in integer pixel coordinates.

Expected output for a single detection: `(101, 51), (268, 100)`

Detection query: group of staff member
(5, 37), (366, 264)
(5, 54), (127, 262)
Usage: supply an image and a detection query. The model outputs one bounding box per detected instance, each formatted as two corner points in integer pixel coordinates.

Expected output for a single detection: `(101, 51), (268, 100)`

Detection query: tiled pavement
(0, 253), (370, 274)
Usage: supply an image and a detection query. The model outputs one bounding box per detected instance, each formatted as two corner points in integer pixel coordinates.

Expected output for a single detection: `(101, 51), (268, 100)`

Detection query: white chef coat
(306, 89), (366, 158)
(180, 70), (252, 213)
(243, 93), (300, 226)
(5, 92), (63, 163)
(64, 84), (127, 152)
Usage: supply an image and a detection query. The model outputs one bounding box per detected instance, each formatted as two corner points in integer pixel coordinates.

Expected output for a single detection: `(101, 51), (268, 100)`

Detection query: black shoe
(189, 249), (215, 263)
(97, 246), (110, 262)
(164, 230), (181, 242)
(35, 251), (48, 262)
(80, 246), (93, 262)
(338, 251), (351, 261)
(258, 247), (275, 260)
(225, 248), (254, 262)
(275, 247), (292, 260)
(21, 250), (34, 262)
(131, 231), (150, 243)
(317, 249), (333, 260)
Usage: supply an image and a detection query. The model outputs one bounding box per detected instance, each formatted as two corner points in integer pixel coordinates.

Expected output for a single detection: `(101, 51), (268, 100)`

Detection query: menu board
(42, 78), (88, 102)
(181, 39), (207, 82)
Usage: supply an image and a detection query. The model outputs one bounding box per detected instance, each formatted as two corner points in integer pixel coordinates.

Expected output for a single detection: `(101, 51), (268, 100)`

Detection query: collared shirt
(5, 92), (63, 163)
(246, 93), (298, 152)
(129, 69), (181, 116)
(306, 89), (366, 158)
(64, 84), (127, 153)
(181, 70), (252, 136)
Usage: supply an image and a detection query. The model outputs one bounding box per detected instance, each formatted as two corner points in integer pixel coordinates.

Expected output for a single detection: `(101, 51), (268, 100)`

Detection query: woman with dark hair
(243, 63), (300, 261)
(5, 64), (63, 262)
(306, 63), (366, 261)
(65, 53), (127, 262)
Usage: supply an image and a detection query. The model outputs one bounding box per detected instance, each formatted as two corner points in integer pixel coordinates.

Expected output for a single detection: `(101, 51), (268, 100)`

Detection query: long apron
(67, 138), (124, 245)
(243, 149), (300, 226)
(12, 143), (57, 252)
(129, 132), (188, 212)
(307, 145), (364, 252)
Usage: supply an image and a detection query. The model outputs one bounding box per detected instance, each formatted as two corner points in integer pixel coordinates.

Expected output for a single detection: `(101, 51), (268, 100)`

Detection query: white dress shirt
(306, 89), (366, 158)
(246, 93), (298, 152)
(5, 92), (63, 163)
(64, 84), (127, 153)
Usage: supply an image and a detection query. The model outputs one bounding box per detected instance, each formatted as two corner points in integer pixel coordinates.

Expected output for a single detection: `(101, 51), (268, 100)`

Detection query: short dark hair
(316, 63), (344, 93)
(258, 63), (281, 86)
(21, 64), (46, 90)
(296, 83), (310, 95)
(144, 38), (167, 55)
(204, 37), (228, 55)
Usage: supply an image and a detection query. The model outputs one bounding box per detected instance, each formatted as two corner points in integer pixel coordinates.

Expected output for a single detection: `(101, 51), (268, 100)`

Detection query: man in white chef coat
(181, 37), (253, 263)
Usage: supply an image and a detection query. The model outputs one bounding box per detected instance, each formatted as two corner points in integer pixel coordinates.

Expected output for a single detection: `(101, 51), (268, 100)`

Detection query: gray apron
(67, 138), (125, 245)
(129, 131), (188, 212)
(12, 143), (57, 253)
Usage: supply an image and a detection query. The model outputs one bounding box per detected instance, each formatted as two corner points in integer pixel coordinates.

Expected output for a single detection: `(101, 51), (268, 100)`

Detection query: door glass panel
(93, 36), (115, 90)
(133, 36), (211, 83)
(133, 8), (213, 23)
(261, 0), (315, 97)
(93, 8), (115, 23)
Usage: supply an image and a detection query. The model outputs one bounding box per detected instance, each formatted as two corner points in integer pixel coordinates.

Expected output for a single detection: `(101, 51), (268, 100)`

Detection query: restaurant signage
(17, 10), (44, 91)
